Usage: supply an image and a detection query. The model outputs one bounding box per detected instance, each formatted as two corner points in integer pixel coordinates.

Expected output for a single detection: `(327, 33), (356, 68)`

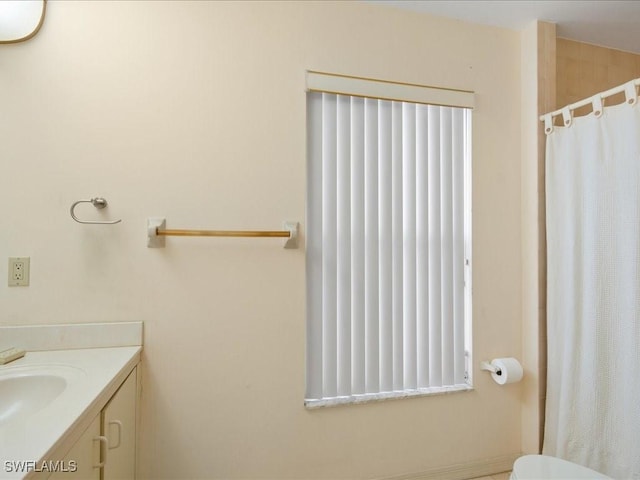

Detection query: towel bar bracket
(283, 221), (299, 249)
(147, 218), (166, 248)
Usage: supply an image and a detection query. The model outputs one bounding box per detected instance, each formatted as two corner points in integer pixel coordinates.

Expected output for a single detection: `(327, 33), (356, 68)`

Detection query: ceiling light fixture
(0, 0), (46, 44)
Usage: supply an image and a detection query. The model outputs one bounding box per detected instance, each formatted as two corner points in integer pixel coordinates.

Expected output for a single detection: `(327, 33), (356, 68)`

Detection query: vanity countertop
(0, 346), (141, 480)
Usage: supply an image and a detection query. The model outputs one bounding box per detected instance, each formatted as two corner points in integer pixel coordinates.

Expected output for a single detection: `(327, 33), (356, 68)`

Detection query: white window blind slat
(441, 107), (455, 387)
(350, 97), (366, 396)
(416, 104), (430, 389)
(306, 92), (324, 401)
(337, 95), (352, 398)
(452, 108), (466, 385)
(391, 101), (404, 392)
(427, 105), (442, 388)
(378, 100), (393, 394)
(321, 93), (338, 399)
(306, 85), (472, 407)
(364, 98), (379, 394)
(402, 102), (417, 391)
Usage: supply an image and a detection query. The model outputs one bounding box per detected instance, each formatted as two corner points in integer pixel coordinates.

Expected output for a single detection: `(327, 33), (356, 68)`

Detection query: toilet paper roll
(490, 357), (523, 385)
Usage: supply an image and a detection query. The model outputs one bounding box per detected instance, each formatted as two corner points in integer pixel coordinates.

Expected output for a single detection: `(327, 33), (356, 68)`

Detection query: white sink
(0, 346), (141, 480)
(0, 365), (86, 426)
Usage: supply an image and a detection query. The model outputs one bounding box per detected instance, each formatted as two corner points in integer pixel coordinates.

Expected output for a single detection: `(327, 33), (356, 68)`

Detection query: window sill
(304, 383), (473, 409)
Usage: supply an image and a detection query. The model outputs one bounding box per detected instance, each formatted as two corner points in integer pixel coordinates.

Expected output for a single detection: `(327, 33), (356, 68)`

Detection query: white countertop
(0, 346), (141, 480)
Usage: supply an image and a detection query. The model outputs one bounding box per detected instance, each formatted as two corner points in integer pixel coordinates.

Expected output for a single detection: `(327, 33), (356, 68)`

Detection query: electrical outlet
(8, 257), (30, 287)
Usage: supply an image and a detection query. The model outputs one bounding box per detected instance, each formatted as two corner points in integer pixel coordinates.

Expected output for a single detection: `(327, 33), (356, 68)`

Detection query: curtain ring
(624, 81), (637, 106)
(561, 107), (572, 127)
(543, 114), (554, 135)
(592, 95), (603, 118)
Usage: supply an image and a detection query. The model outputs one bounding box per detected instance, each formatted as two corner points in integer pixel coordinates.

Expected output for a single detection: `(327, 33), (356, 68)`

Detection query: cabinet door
(48, 414), (101, 479)
(102, 368), (137, 480)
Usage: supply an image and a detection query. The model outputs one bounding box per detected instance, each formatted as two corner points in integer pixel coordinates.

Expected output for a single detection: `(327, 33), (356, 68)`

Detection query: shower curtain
(544, 86), (640, 479)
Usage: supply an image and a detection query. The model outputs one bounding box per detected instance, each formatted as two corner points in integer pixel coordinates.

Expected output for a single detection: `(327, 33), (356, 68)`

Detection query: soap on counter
(0, 347), (26, 365)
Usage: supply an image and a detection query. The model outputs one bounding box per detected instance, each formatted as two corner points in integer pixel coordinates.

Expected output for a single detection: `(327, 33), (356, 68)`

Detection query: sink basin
(0, 365), (85, 426)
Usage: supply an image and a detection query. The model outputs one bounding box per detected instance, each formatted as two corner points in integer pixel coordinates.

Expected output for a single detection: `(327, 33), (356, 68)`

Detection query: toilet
(510, 455), (612, 479)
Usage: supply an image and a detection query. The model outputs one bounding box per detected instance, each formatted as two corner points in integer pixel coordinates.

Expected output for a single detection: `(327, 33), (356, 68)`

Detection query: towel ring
(70, 197), (122, 225)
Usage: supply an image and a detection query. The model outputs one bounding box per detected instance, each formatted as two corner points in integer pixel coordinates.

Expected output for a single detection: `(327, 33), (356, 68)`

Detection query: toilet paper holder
(480, 360), (502, 376)
(481, 358), (524, 385)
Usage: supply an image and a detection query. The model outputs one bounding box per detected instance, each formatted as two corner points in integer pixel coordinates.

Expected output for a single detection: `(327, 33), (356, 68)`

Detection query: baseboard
(379, 453), (520, 480)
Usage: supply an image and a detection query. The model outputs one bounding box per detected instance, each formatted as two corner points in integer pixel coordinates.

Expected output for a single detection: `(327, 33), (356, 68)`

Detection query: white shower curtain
(544, 90), (640, 479)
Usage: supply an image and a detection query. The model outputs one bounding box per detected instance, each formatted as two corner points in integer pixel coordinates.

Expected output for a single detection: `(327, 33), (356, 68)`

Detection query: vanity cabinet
(102, 366), (137, 479)
(48, 367), (138, 480)
(48, 415), (101, 480)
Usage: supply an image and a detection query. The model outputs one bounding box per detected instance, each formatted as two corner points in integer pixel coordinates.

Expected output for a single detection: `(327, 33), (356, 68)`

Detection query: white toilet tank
(510, 455), (612, 479)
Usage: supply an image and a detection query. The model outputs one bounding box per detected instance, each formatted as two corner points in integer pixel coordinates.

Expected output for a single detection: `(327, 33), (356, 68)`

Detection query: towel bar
(147, 218), (299, 249)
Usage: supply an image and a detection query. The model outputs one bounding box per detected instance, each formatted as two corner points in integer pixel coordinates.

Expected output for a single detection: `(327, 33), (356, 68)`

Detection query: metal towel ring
(70, 197), (122, 225)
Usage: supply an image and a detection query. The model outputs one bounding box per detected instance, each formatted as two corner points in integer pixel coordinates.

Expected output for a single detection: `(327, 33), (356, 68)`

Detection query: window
(305, 72), (473, 407)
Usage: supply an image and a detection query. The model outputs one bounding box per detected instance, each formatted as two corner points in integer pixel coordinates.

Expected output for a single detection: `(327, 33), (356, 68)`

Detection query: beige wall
(557, 38), (640, 113)
(0, 2), (523, 478)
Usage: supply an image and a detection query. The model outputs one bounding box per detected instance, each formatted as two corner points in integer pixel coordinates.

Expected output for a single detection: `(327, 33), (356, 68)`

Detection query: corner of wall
(520, 20), (556, 455)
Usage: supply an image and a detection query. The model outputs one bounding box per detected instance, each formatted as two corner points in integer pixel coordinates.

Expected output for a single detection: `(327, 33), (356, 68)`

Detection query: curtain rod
(540, 77), (640, 121)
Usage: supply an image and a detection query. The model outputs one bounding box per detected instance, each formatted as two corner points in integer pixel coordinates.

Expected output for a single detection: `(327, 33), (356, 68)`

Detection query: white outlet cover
(8, 257), (30, 287)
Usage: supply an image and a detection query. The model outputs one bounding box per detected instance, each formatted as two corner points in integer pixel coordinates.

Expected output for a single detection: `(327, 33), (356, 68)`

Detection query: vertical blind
(306, 90), (472, 407)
